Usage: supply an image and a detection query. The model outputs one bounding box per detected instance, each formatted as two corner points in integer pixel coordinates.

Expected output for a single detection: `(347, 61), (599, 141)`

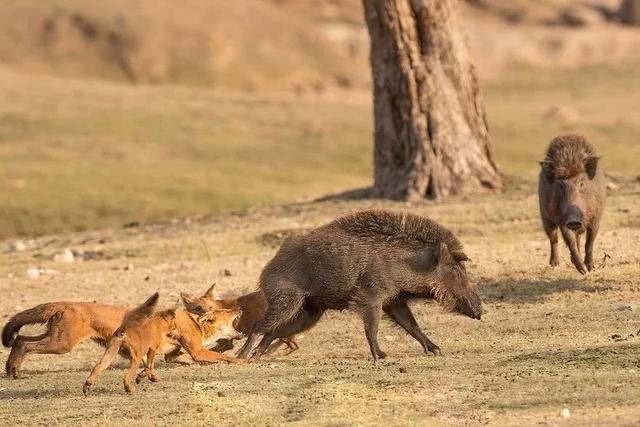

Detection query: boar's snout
(565, 205), (584, 231)
(456, 293), (483, 320)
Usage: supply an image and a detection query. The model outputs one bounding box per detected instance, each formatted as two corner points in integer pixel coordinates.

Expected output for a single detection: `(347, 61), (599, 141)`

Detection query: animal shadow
(480, 277), (599, 305)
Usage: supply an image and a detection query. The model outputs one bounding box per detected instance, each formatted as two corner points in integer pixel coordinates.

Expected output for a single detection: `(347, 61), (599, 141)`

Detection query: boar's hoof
(376, 350), (387, 359)
(428, 347), (442, 356)
(549, 256), (559, 267)
(572, 258), (588, 275)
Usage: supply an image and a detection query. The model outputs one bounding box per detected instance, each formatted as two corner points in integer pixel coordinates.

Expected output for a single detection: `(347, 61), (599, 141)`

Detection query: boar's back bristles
(325, 210), (464, 254)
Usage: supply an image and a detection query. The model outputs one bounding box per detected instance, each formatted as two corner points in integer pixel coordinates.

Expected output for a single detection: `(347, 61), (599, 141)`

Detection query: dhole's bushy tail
(2, 303), (61, 347)
(121, 292), (160, 328)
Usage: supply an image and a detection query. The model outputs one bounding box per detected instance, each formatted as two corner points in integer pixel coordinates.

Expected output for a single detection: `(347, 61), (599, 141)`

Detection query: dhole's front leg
(83, 336), (122, 394)
(181, 336), (243, 364)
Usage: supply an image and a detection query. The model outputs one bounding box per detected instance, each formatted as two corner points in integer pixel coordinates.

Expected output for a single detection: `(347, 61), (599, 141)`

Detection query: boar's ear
(434, 242), (451, 265)
(452, 252), (470, 263)
(584, 156), (600, 180)
(202, 282), (216, 299)
(539, 161), (554, 181)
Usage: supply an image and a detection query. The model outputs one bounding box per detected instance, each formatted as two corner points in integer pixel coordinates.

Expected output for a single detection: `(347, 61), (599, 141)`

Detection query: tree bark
(362, 0), (502, 200)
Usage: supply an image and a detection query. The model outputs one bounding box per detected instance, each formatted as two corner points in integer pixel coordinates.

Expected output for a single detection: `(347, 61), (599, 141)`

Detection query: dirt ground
(1, 180), (639, 426)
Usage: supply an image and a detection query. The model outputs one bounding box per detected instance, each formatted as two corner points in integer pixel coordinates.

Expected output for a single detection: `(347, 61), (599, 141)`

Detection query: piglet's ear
(585, 156), (600, 180)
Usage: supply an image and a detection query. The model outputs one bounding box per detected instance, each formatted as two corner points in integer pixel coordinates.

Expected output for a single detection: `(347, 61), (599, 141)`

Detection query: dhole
(3, 285), (243, 379)
(83, 292), (175, 394)
(180, 283), (298, 357)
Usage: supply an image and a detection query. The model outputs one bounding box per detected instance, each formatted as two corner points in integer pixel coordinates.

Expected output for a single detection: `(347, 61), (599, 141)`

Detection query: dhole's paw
(82, 381), (92, 394)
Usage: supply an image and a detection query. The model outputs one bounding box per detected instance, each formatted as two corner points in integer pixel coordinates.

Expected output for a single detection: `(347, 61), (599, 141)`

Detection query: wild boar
(538, 134), (606, 274)
(237, 210), (482, 362)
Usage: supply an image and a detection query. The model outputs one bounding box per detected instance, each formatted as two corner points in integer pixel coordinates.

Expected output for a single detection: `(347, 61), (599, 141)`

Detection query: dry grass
(0, 180), (639, 425)
(1, 63), (640, 239)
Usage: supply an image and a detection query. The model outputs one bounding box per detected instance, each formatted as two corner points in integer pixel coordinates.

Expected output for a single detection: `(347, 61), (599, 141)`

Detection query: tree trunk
(362, 0), (502, 200)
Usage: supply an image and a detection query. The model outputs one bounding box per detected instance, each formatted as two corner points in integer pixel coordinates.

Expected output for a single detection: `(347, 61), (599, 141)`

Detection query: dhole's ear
(202, 282), (216, 299)
(584, 156), (600, 180)
(162, 309), (176, 321)
(180, 292), (194, 306)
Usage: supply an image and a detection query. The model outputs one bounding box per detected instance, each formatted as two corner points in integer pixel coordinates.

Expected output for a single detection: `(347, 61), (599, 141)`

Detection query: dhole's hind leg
(8, 332), (80, 379)
(5, 333), (47, 379)
(384, 302), (441, 356)
(83, 337), (123, 394)
(543, 219), (559, 267)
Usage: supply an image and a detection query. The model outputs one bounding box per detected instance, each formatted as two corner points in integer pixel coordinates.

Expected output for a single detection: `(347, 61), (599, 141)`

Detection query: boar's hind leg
(360, 304), (386, 362)
(383, 302), (441, 356)
(543, 219), (560, 267)
(584, 222), (599, 271)
(251, 304), (323, 360)
(560, 226), (587, 274)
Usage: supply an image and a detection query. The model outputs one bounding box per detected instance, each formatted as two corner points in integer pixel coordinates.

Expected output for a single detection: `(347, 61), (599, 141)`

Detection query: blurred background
(1, 0), (639, 239)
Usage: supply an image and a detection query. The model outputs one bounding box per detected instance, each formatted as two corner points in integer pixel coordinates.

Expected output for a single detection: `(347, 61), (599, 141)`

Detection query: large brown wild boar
(238, 210), (482, 362)
(538, 134), (606, 274)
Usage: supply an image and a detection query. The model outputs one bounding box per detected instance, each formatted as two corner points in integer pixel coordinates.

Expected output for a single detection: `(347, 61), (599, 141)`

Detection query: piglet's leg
(560, 226), (587, 275)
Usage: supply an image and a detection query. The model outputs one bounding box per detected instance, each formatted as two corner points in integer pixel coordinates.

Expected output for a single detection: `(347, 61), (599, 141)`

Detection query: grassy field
(1, 63), (640, 239)
(0, 180), (639, 425)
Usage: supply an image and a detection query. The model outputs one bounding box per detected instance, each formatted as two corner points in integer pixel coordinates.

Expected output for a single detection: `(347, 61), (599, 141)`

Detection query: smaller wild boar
(538, 134), (606, 274)
(238, 210), (482, 362)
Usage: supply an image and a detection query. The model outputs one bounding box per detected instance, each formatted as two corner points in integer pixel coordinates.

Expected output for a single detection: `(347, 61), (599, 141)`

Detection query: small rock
(616, 303), (633, 311)
(9, 240), (26, 252)
(544, 105), (580, 125)
(561, 407), (571, 418)
(217, 391), (225, 397)
(223, 268), (232, 277)
(26, 267), (59, 279)
(124, 264), (134, 271)
(607, 182), (619, 191)
(561, 6), (605, 26)
(53, 248), (75, 263)
(399, 367), (407, 373)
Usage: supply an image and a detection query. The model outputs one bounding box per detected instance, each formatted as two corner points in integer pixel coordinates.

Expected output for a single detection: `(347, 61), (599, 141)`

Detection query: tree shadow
(313, 186), (374, 202)
(479, 277), (600, 305)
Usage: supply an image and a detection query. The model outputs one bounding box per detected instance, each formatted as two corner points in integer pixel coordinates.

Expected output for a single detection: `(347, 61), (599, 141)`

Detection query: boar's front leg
(584, 222), (599, 271)
(542, 219), (560, 267)
(360, 304), (386, 362)
(383, 302), (441, 356)
(560, 226), (587, 275)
